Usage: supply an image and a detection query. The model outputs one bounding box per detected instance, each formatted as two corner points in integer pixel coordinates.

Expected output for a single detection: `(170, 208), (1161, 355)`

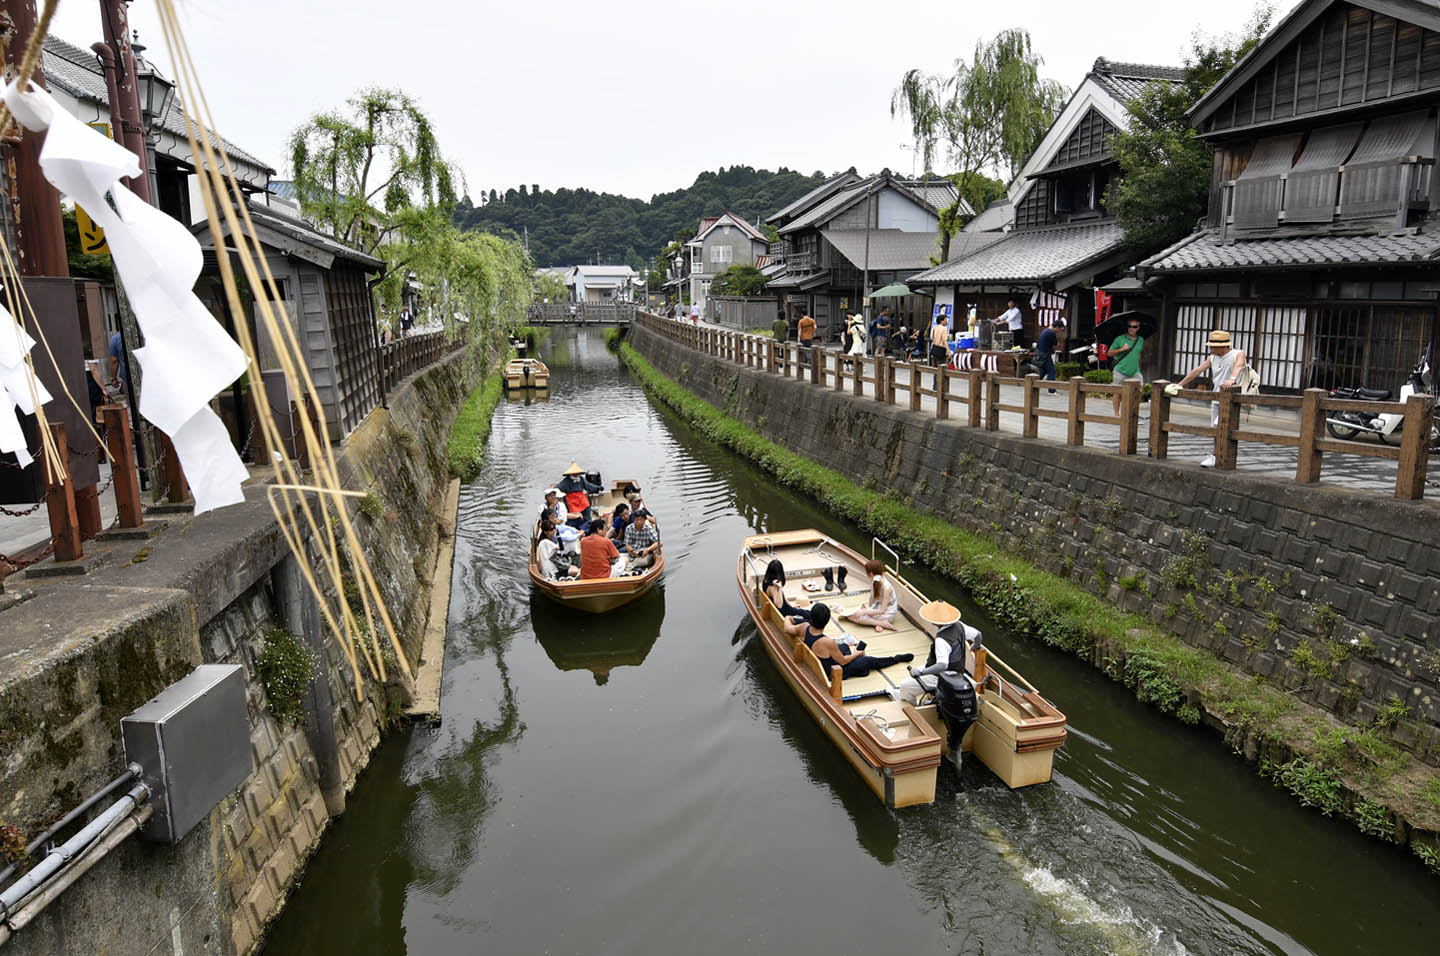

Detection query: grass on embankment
(617, 341), (1440, 871)
(447, 369), (506, 483)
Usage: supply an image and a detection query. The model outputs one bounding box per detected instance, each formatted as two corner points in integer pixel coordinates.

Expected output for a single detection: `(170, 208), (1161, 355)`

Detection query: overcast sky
(48, 0), (1273, 201)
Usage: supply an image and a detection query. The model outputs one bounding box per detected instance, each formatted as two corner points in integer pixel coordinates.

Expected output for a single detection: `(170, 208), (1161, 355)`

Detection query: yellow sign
(76, 122), (112, 256)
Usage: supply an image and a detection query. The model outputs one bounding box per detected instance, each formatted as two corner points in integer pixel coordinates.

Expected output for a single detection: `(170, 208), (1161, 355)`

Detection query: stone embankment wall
(629, 323), (1440, 762)
(0, 340), (497, 955)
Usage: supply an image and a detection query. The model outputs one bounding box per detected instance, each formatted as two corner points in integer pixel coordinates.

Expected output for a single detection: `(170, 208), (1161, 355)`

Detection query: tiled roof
(899, 180), (961, 211)
(1140, 229), (1440, 273)
(910, 220), (1127, 285)
(822, 229), (942, 271)
(696, 211), (768, 244)
(767, 168), (861, 223)
(197, 199), (385, 270)
(1090, 57), (1185, 103)
(42, 36), (273, 175)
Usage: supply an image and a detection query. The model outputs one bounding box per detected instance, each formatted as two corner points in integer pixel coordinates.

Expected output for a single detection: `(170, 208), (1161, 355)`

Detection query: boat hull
(504, 358), (549, 390)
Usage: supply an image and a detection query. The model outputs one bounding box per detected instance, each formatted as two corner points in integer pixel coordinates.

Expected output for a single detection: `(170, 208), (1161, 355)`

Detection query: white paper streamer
(0, 300), (51, 469)
(3, 80), (248, 513)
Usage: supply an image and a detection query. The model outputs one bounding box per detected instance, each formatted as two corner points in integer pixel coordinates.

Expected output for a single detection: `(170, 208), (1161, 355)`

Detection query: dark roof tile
(1140, 229), (1440, 273)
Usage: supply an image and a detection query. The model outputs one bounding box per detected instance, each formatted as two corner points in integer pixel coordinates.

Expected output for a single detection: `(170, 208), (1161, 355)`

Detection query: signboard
(75, 122), (112, 256)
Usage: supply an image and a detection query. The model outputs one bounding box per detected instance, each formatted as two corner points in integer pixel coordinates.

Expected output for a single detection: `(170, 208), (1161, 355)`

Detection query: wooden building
(764, 169), (966, 340)
(911, 59), (1183, 361)
(1139, 0), (1440, 393)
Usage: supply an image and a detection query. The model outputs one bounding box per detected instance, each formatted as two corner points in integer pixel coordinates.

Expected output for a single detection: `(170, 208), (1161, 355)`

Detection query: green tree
(288, 88), (457, 249)
(893, 29), (1068, 258)
(1107, 5), (1274, 255)
(535, 271), (568, 303)
(709, 265), (767, 297)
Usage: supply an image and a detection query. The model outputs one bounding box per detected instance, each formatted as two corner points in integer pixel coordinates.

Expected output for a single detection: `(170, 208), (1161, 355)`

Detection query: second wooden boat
(736, 529), (1067, 807)
(504, 357), (549, 390)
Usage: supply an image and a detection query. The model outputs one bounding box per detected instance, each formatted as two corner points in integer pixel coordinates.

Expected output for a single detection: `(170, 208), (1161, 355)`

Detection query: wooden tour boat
(504, 357), (549, 390)
(737, 529), (1067, 807)
(529, 478), (664, 614)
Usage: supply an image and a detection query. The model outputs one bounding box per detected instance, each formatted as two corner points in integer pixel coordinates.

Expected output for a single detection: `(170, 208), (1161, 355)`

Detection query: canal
(263, 329), (1439, 955)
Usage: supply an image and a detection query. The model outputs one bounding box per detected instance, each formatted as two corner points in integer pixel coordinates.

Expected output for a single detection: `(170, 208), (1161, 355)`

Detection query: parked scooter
(1326, 351), (1436, 445)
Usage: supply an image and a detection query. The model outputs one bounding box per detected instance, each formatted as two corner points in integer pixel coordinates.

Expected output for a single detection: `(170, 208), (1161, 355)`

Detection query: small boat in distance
(530, 473), (663, 614)
(736, 530), (1067, 807)
(504, 357), (549, 391)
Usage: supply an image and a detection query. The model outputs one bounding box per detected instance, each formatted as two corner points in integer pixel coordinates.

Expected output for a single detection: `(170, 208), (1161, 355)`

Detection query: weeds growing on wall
(257, 624), (318, 729)
(618, 339), (1440, 857)
(447, 370), (506, 482)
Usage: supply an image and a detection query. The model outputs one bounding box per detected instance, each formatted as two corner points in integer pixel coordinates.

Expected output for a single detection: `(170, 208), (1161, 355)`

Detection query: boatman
(558, 461), (604, 527)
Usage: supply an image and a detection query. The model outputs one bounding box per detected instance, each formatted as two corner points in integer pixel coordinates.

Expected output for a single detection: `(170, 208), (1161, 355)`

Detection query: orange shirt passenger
(579, 519), (620, 578)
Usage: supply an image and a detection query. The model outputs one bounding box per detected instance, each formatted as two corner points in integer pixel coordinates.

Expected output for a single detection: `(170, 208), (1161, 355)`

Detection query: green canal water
(262, 329), (1439, 955)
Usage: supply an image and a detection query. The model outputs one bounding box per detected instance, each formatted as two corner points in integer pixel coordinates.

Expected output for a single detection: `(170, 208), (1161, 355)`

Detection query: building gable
(1045, 107), (1122, 170)
(1192, 0), (1440, 137)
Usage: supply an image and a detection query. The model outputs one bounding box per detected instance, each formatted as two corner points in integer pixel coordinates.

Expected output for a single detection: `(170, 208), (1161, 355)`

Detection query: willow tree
(892, 29), (1067, 258)
(288, 88), (531, 341)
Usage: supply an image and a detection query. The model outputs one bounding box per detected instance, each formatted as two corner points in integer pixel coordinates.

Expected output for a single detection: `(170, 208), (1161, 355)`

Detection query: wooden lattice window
(323, 265), (379, 435)
(1308, 303), (1433, 391)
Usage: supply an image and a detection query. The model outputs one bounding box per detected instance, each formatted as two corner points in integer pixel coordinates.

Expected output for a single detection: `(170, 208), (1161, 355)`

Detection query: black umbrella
(1089, 310), (1158, 345)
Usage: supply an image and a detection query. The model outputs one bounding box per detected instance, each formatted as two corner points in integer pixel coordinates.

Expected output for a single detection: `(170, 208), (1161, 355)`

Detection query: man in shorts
(1109, 317), (1144, 415)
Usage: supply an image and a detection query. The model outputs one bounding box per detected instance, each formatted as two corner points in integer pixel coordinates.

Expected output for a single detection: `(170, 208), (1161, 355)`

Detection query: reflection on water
(263, 328), (1440, 956)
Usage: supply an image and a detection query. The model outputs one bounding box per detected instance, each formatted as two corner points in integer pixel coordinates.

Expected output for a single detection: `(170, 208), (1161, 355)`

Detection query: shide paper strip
(2, 80), (248, 512)
(0, 300), (51, 469)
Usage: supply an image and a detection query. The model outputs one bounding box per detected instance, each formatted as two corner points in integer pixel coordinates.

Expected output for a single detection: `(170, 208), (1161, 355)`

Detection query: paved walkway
(1, 462), (116, 566)
(669, 317), (1435, 499)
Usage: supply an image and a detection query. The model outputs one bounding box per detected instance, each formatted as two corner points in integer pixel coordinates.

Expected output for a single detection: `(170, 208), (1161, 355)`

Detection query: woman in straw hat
(1176, 329), (1248, 467)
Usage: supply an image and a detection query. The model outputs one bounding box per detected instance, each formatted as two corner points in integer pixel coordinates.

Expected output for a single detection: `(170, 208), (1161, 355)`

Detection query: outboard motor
(586, 470), (602, 489)
(934, 671), (979, 770)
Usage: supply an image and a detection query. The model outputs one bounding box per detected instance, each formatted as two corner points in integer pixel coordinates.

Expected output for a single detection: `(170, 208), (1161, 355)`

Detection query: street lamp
(131, 37), (176, 147)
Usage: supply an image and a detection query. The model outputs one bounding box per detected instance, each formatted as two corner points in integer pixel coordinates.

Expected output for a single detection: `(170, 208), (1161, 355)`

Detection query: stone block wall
(631, 325), (1440, 762)
(0, 339), (499, 956)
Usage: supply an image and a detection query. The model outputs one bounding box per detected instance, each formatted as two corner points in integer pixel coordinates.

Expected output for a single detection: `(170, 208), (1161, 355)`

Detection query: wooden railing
(379, 330), (464, 394)
(637, 312), (1436, 501)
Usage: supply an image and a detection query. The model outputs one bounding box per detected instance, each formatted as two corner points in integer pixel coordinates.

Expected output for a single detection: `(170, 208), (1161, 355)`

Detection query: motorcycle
(1325, 352), (1437, 446)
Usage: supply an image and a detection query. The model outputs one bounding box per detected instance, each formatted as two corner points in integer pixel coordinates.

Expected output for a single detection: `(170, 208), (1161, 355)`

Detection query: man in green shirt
(1109, 319), (1143, 414)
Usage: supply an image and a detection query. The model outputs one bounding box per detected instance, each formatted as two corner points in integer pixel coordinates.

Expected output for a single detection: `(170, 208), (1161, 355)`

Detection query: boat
(736, 529), (1067, 807)
(529, 476), (664, 614)
(504, 357), (549, 390)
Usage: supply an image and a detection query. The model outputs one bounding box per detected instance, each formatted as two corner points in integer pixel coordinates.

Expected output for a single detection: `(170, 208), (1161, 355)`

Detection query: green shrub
(1054, 361), (1086, 380)
(358, 490), (384, 520)
(1267, 757), (1344, 816)
(447, 370), (505, 482)
(1351, 798), (1392, 838)
(257, 624), (317, 729)
(1083, 369), (1113, 384)
(603, 327), (622, 351)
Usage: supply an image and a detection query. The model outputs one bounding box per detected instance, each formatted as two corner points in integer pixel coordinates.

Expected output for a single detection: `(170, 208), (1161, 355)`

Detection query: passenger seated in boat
(542, 488), (567, 528)
(784, 604), (913, 679)
(762, 559), (810, 623)
(536, 520), (581, 581)
(839, 560), (900, 632)
(623, 509), (661, 571)
(621, 481), (644, 510)
(579, 518), (621, 579)
(608, 503), (632, 552)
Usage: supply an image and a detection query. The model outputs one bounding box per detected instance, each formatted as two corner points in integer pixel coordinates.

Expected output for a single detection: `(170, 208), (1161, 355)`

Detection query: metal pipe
(0, 764), (139, 893)
(0, 783), (148, 919)
(0, 804), (153, 947)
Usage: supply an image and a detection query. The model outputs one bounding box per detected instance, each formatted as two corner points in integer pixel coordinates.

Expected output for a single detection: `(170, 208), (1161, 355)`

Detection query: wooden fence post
(1149, 380), (1170, 459)
(879, 357), (893, 404)
(1296, 388), (1324, 483)
(1214, 387), (1238, 470)
(766, 339), (776, 374)
(44, 421), (83, 562)
(909, 363), (923, 412)
(984, 372), (1000, 431)
(936, 366), (949, 420)
(1022, 374), (1039, 438)
(967, 369), (983, 428)
(102, 405), (143, 528)
(811, 346), (823, 386)
(1395, 392), (1433, 499)
(1119, 379), (1141, 455)
(834, 352), (844, 392)
(1067, 377), (1086, 446)
(854, 356), (865, 397)
(157, 431), (189, 503)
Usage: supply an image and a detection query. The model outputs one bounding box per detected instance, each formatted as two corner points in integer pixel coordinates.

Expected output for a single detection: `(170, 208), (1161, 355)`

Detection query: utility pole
(0, 0), (101, 546)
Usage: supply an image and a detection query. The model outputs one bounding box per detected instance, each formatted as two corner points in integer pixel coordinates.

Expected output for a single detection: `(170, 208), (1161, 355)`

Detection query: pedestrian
(399, 307), (415, 336)
(797, 311), (816, 349)
(107, 329), (128, 393)
(1176, 329), (1249, 467)
(1108, 317), (1144, 414)
(1036, 319), (1059, 392)
(929, 314), (949, 367)
(873, 308), (892, 356)
(998, 298), (1025, 348)
(845, 313), (868, 368)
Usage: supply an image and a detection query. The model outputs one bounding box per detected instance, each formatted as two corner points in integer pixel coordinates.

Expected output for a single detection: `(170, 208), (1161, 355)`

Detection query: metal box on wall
(122, 664), (252, 844)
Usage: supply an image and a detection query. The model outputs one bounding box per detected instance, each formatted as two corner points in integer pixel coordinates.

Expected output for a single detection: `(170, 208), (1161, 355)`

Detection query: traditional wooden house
(765, 169), (966, 339)
(686, 212), (770, 309)
(1139, 0), (1440, 393)
(910, 59), (1183, 359)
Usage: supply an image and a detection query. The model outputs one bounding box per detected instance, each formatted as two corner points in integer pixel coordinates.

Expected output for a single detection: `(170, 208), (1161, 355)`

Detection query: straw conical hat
(918, 600), (961, 626)
(562, 461), (586, 476)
